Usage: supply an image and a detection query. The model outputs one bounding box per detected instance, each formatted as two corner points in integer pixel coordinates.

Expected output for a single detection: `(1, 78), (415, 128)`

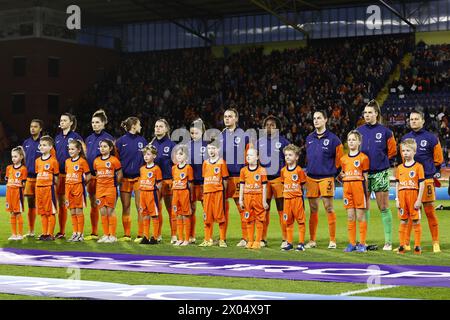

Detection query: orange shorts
(203, 191), (226, 224)
(36, 186), (57, 216)
(65, 184), (86, 209)
(172, 189), (192, 216)
(343, 181), (368, 209)
(56, 174), (66, 195)
(283, 197), (305, 224)
(398, 190), (421, 220)
(86, 176), (96, 195)
(161, 179), (173, 197)
(243, 193), (265, 222)
(192, 184), (203, 202)
(139, 190), (161, 217)
(95, 187), (118, 209)
(24, 178), (36, 197)
(266, 177), (283, 199)
(226, 177), (241, 199)
(6, 188), (24, 213)
(422, 178), (435, 203)
(120, 177), (139, 193)
(306, 176), (335, 198)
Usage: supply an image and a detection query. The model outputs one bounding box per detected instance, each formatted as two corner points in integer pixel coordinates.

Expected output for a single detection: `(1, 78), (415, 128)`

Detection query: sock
(424, 205), (439, 242)
(223, 201), (230, 238)
(219, 222), (226, 241)
(399, 222), (407, 247)
(404, 219), (413, 245)
(348, 220), (356, 246)
(256, 220), (264, 243)
(58, 205), (67, 234)
(413, 223), (422, 248)
(41, 215), (48, 235)
(327, 211), (336, 242)
(90, 206), (99, 235)
(190, 212), (196, 239)
(309, 212), (318, 241)
(122, 215), (132, 237)
(143, 218), (150, 239)
(10, 215), (17, 235)
(152, 217), (160, 239)
(170, 209), (177, 237)
(108, 215), (117, 237)
(157, 212), (163, 238)
(28, 208), (36, 232)
(184, 218), (191, 242)
(262, 210), (270, 240)
(359, 220), (367, 245)
(247, 222), (255, 243)
(176, 218), (183, 241)
(17, 215), (23, 235)
(298, 223), (305, 244)
(286, 223), (294, 244)
(77, 214), (84, 234)
(278, 210), (287, 240)
(240, 209), (247, 241)
(204, 223), (212, 241)
(71, 215), (78, 233)
(381, 208), (393, 243)
(101, 215), (109, 236)
(48, 215), (56, 236)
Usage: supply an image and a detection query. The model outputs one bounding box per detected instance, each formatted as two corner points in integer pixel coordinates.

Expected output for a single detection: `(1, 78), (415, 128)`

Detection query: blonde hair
(92, 109), (108, 124)
(400, 138), (417, 153)
(283, 144), (301, 157)
(11, 146), (26, 165)
(40, 135), (54, 147)
(142, 144), (158, 156)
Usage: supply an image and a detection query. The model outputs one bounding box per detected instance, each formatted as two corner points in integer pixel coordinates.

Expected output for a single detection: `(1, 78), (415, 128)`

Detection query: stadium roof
(1, 0), (385, 24)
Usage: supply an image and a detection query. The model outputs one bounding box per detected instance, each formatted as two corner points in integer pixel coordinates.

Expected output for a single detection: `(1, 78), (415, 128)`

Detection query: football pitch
(0, 197), (449, 300)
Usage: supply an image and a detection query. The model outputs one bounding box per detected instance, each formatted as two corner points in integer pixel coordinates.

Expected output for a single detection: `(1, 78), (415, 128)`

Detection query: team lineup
(4, 100), (445, 254)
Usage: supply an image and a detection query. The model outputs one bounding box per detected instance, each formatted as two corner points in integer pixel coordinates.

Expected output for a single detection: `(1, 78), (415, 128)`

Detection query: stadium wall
(0, 38), (120, 138)
(416, 31), (450, 45)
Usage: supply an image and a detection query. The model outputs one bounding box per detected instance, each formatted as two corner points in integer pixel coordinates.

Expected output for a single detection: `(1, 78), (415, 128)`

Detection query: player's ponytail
(92, 109), (108, 124)
(365, 100), (382, 124)
(11, 146), (26, 165)
(61, 112), (77, 131)
(190, 118), (206, 133)
(121, 117), (140, 132)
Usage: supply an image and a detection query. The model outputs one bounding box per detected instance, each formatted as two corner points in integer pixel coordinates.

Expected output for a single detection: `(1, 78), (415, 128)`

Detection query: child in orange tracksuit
(199, 138), (229, 248)
(93, 139), (123, 243)
(340, 130), (370, 253)
(65, 140), (91, 242)
(280, 144), (307, 251)
(138, 144), (163, 245)
(5, 146), (28, 240)
(35, 136), (59, 241)
(172, 145), (194, 246)
(396, 138), (425, 255)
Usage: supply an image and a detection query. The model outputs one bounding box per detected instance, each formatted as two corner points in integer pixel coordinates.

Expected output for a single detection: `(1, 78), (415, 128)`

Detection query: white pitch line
(339, 285), (398, 296)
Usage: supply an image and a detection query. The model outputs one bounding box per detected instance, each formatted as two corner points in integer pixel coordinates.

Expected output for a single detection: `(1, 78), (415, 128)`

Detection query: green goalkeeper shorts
(368, 170), (390, 193)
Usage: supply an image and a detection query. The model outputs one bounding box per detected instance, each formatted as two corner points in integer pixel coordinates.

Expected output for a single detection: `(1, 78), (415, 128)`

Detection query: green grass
(0, 197), (449, 300)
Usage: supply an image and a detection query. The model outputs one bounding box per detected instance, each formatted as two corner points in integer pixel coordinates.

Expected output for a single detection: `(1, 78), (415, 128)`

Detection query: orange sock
(359, 220), (367, 245)
(184, 218), (191, 242)
(298, 223), (305, 244)
(348, 220), (356, 246)
(327, 212), (336, 242)
(176, 218), (183, 241)
(286, 223), (294, 244)
(204, 223), (212, 241)
(58, 205), (67, 234)
(10, 215), (17, 235)
(219, 222), (226, 241)
(278, 211), (287, 240)
(170, 210), (177, 237)
(309, 212), (318, 241)
(77, 214), (84, 234)
(399, 222), (407, 247)
(404, 219), (413, 245)
(109, 215), (117, 237)
(41, 215), (48, 235)
(122, 215), (132, 237)
(101, 215), (109, 235)
(90, 206), (99, 235)
(143, 218), (150, 239)
(255, 220), (263, 243)
(152, 217), (159, 239)
(47, 215), (56, 236)
(262, 210), (270, 240)
(28, 208), (36, 232)
(17, 214), (23, 235)
(157, 212), (163, 238)
(71, 215), (78, 233)
(424, 205), (439, 242)
(238, 208), (247, 240)
(190, 212), (196, 238)
(224, 200), (230, 237)
(247, 222), (255, 243)
(413, 222), (422, 247)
